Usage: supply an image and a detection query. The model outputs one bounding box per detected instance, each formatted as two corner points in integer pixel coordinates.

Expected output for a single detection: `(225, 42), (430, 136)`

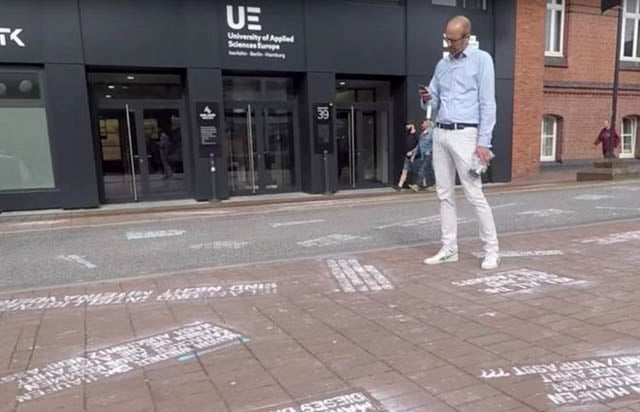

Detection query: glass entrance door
(98, 106), (140, 202)
(225, 103), (297, 195)
(97, 101), (186, 203)
(336, 104), (390, 189)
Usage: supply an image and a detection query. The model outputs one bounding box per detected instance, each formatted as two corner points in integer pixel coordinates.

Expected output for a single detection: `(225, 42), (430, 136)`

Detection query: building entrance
(223, 76), (300, 195)
(89, 73), (189, 203)
(334, 79), (393, 189)
(335, 104), (390, 189)
(96, 102), (186, 202)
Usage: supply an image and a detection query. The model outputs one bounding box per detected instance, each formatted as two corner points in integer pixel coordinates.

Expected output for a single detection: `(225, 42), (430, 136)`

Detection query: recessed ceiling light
(108, 85), (115, 89)
(126, 75), (135, 80)
(105, 94), (112, 98)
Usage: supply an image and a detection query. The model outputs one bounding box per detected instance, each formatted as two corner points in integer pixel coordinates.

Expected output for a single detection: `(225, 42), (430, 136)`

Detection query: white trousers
(432, 127), (499, 255)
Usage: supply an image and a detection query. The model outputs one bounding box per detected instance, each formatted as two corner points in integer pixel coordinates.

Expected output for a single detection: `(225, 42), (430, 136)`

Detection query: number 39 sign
(313, 103), (333, 154)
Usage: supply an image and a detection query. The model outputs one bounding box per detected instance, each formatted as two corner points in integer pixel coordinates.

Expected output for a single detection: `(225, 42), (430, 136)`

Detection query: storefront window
(0, 72), (55, 191)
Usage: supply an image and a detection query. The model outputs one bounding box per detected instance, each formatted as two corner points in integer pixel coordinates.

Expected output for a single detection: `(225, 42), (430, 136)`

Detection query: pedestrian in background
(594, 120), (620, 159)
(395, 122), (420, 190)
(419, 15), (500, 270)
(409, 118), (435, 192)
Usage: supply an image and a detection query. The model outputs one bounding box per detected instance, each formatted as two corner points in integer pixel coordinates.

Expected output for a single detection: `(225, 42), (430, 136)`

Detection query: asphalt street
(1, 181), (639, 290)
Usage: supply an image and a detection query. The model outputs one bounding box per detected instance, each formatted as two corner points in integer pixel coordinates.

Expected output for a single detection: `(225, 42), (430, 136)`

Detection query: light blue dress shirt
(421, 47), (496, 148)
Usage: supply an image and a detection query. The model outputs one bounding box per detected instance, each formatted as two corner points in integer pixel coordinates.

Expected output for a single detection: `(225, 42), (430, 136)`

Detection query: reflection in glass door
(226, 104), (297, 195)
(226, 105), (258, 193)
(97, 102), (187, 203)
(98, 107), (140, 202)
(336, 108), (355, 187)
(336, 105), (389, 189)
(141, 108), (185, 198)
(263, 107), (295, 191)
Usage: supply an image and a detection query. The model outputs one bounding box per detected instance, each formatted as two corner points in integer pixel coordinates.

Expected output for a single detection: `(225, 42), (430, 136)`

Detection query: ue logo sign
(0, 28), (25, 47)
(226, 5), (262, 31)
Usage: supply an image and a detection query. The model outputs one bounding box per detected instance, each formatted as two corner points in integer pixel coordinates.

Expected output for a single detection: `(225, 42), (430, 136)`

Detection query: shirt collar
(449, 46), (473, 61)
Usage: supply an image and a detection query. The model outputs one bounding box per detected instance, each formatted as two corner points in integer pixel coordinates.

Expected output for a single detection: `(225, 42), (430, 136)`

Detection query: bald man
(418, 15), (500, 270)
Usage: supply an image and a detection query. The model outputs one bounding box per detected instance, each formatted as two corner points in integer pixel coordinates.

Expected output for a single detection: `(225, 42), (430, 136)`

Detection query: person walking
(395, 123), (420, 190)
(408, 119), (435, 192)
(419, 15), (500, 270)
(594, 120), (621, 159)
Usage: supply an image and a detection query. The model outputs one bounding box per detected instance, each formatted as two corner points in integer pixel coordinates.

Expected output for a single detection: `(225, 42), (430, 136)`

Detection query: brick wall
(541, 0), (640, 164)
(544, 90), (640, 159)
(511, 0), (545, 178)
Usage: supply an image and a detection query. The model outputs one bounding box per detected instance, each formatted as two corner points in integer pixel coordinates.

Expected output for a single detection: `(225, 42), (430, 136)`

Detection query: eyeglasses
(443, 33), (469, 44)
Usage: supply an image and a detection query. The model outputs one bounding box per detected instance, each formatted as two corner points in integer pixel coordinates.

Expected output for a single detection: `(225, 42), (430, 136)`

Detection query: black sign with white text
(196, 102), (219, 146)
(313, 103), (333, 154)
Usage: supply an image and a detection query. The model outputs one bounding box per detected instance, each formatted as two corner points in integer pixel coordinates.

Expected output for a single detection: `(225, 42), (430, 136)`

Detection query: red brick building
(513, 0), (640, 178)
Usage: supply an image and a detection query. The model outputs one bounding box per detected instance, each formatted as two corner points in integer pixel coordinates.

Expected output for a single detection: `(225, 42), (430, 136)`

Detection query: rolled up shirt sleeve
(420, 69), (441, 117)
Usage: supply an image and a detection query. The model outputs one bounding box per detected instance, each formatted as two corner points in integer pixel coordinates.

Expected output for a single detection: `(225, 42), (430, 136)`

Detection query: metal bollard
(209, 152), (218, 202)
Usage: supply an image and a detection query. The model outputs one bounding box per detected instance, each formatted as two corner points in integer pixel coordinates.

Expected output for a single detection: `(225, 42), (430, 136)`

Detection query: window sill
(544, 56), (567, 67)
(620, 61), (640, 71)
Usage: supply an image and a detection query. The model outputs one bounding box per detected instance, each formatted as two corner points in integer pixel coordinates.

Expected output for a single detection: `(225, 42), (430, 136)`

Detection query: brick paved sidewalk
(1, 219), (640, 411)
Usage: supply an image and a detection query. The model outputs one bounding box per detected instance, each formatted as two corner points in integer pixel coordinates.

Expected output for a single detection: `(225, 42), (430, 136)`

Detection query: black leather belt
(436, 122), (478, 130)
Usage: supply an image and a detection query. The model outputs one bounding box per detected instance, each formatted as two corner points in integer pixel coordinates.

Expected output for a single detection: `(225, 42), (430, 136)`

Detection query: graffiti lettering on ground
(0, 282), (277, 312)
(189, 241), (249, 250)
(479, 354), (640, 406)
(0, 322), (244, 403)
(255, 389), (387, 412)
(574, 194), (613, 200)
(579, 231), (640, 245)
(376, 215), (472, 230)
(326, 259), (393, 293)
(298, 234), (370, 248)
(518, 209), (574, 217)
(452, 268), (581, 295)
(126, 230), (185, 240)
(471, 250), (564, 258)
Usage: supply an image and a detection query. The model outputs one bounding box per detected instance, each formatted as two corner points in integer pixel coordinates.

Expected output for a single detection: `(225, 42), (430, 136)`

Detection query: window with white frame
(545, 0), (565, 56)
(540, 116), (558, 161)
(621, 116), (637, 158)
(622, 0), (640, 60)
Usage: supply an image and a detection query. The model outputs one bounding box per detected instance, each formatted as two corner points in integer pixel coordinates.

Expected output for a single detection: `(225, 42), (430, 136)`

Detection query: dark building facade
(0, 0), (516, 211)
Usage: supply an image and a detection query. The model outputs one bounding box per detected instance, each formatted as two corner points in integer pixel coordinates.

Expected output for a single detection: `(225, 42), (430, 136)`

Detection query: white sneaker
(424, 249), (459, 265)
(481, 254), (500, 270)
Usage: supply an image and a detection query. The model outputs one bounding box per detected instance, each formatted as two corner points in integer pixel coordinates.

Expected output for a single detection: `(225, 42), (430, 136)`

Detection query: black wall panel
(45, 64), (98, 208)
(330, 0), (405, 75)
(186, 68), (226, 201)
(80, 0), (208, 68)
(0, 0), (83, 64)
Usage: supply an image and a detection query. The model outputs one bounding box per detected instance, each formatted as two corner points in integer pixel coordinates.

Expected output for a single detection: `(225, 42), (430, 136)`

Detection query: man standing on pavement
(419, 15), (500, 270)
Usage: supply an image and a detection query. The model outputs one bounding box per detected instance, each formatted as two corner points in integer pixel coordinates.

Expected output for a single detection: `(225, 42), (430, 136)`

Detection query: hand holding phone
(418, 84), (431, 102)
